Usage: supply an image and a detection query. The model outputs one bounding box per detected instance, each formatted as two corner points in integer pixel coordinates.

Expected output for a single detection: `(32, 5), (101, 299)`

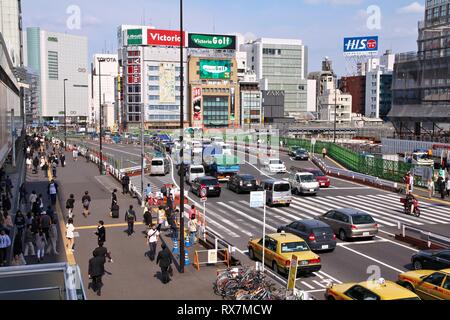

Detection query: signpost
(201, 196), (207, 240)
(250, 191), (266, 271)
(311, 138), (316, 156)
(287, 255), (298, 291)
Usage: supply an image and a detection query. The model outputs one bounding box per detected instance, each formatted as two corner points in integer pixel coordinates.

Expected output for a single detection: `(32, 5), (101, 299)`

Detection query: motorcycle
(400, 198), (421, 217)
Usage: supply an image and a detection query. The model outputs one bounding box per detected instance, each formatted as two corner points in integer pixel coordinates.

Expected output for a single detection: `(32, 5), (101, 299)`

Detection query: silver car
(317, 208), (378, 241)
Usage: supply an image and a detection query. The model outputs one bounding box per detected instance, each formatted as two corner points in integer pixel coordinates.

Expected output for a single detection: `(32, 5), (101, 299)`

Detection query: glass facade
(203, 96), (229, 127)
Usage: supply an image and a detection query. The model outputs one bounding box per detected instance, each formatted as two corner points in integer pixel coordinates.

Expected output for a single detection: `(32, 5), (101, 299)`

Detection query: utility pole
(333, 77), (337, 144)
(141, 49), (145, 208)
(179, 0), (186, 273)
(98, 58), (105, 174)
(63, 79), (68, 150)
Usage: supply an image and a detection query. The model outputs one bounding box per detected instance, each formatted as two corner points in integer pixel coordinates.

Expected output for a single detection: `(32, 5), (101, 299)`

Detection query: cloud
(397, 2), (425, 14)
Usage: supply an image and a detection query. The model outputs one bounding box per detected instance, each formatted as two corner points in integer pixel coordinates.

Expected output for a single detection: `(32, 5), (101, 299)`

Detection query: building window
(203, 96), (229, 128)
(148, 76), (159, 81)
(149, 95), (160, 100)
(149, 85), (159, 91)
(148, 66), (159, 71)
(48, 51), (58, 80)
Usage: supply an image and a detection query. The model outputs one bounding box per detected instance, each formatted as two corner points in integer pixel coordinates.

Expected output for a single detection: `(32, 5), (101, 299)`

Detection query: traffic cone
(185, 233), (191, 248)
(184, 250), (190, 266)
(172, 238), (179, 255)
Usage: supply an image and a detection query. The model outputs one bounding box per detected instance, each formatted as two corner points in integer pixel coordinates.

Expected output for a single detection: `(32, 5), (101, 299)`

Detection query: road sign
(311, 138), (316, 146)
(287, 255), (298, 291)
(250, 191), (265, 208)
(207, 249), (218, 264)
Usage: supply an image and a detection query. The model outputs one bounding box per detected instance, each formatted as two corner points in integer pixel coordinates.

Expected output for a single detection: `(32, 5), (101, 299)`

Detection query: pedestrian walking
(121, 174), (130, 195)
(95, 221), (106, 244)
(60, 153), (66, 167)
(188, 205), (198, 220)
(2, 211), (13, 235)
(32, 156), (39, 173)
(46, 222), (59, 255)
(188, 215), (198, 245)
(145, 183), (152, 202)
(147, 224), (160, 261)
(5, 176), (13, 198)
(26, 157), (32, 170)
(1, 195), (11, 214)
(438, 177), (446, 199)
(51, 161), (57, 178)
(93, 241), (113, 263)
(66, 194), (75, 219)
(35, 229), (47, 263)
(82, 191), (91, 218)
(19, 183), (27, 206)
(143, 207), (152, 232)
(88, 251), (105, 296)
(12, 234), (27, 265)
(41, 160), (49, 178)
(169, 209), (179, 240)
(124, 205), (136, 236)
(39, 211), (52, 240)
(29, 190), (37, 208)
(157, 206), (166, 231)
(73, 146), (78, 161)
(0, 229), (11, 266)
(409, 173), (414, 193)
(427, 178), (435, 199)
(156, 242), (173, 284)
(446, 177), (450, 197)
(322, 147), (327, 159)
(48, 179), (58, 206)
(66, 218), (75, 252)
(14, 210), (26, 236)
(23, 224), (36, 257)
(111, 189), (118, 210)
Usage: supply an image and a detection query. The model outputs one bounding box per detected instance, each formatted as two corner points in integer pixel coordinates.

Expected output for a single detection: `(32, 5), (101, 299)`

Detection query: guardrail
(395, 222), (450, 249)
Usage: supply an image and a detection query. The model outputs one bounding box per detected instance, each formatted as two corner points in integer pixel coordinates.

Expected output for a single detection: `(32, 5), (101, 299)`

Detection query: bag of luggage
(111, 204), (120, 218)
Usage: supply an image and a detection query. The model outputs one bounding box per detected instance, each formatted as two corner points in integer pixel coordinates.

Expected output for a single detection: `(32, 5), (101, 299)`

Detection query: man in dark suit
(88, 251), (106, 296)
(121, 174), (130, 195)
(156, 242), (173, 284)
(95, 221), (106, 244)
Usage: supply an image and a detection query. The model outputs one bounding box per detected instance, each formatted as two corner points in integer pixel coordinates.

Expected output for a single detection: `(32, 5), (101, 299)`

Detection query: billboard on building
(192, 87), (203, 127)
(159, 63), (176, 103)
(188, 33), (236, 50)
(147, 29), (185, 47)
(199, 60), (231, 79)
(343, 36), (379, 55)
(127, 29), (143, 45)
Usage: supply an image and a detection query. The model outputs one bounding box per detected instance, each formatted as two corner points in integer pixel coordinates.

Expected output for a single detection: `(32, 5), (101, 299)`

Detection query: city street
(71, 138), (450, 300)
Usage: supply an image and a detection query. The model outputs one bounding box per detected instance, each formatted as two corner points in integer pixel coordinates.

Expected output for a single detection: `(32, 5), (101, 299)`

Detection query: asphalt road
(71, 138), (450, 300)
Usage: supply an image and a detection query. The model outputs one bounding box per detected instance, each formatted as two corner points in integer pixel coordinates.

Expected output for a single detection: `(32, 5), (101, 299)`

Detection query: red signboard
(147, 29), (185, 47)
(127, 65), (141, 74)
(127, 75), (141, 84)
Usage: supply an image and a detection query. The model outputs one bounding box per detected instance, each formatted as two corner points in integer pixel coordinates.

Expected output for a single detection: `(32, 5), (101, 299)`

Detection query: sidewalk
(55, 152), (220, 300)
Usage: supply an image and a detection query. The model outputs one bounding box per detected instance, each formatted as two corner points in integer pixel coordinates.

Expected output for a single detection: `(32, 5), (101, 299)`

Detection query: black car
(227, 174), (259, 194)
(292, 149), (309, 161)
(411, 249), (450, 270)
(191, 176), (221, 197)
(277, 219), (336, 252)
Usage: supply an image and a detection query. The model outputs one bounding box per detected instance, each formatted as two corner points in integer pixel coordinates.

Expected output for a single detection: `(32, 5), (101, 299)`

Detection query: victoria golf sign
(188, 33), (236, 50)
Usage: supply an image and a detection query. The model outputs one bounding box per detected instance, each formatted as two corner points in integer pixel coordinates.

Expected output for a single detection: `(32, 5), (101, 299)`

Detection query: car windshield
(152, 161), (163, 166)
(300, 175), (315, 182)
(242, 176), (255, 182)
(281, 241), (309, 253)
(270, 160), (283, 165)
(191, 167), (204, 174)
(296, 149), (306, 154)
(201, 179), (218, 186)
(352, 214), (375, 225)
(274, 183), (290, 192)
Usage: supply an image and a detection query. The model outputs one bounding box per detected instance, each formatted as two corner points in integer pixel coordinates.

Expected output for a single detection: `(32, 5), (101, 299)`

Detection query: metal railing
(398, 222), (450, 249)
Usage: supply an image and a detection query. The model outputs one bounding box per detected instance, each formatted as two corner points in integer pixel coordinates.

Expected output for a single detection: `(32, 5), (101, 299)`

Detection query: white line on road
(300, 281), (315, 290)
(337, 239), (389, 246)
(317, 271), (343, 284)
(338, 245), (405, 273)
(304, 289), (326, 293)
(312, 280), (327, 288)
(379, 229), (396, 237)
(375, 236), (419, 252)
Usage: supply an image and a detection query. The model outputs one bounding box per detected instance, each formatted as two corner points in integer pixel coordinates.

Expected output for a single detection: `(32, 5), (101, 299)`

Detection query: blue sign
(344, 36), (379, 53)
(217, 165), (240, 173)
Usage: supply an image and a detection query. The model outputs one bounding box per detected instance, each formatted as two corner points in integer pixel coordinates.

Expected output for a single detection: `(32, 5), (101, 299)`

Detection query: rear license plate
(279, 200), (285, 204)
(300, 260), (308, 266)
(310, 189), (314, 192)
(247, 184), (253, 187)
(322, 245), (329, 249)
(209, 187), (214, 190)
(363, 232), (370, 236)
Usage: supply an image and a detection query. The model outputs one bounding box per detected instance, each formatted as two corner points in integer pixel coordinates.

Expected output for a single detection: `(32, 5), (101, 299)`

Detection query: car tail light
(308, 233), (316, 241)
(351, 225), (358, 230)
(309, 258), (321, 264)
(332, 234), (336, 240)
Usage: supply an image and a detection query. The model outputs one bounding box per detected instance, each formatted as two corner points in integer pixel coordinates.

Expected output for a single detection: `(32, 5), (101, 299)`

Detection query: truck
(203, 154), (240, 182)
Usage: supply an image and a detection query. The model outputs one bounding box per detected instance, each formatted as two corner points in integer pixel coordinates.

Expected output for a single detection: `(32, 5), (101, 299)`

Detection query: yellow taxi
(398, 269), (450, 300)
(247, 232), (321, 276)
(325, 278), (421, 300)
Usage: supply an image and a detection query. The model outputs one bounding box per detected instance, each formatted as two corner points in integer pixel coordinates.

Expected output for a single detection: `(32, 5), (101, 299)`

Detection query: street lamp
(98, 58), (106, 174)
(179, 0), (186, 273)
(333, 76), (337, 144)
(63, 79), (68, 150)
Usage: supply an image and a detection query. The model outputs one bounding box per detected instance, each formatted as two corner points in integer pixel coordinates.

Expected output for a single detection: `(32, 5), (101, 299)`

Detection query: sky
(22, 0), (426, 76)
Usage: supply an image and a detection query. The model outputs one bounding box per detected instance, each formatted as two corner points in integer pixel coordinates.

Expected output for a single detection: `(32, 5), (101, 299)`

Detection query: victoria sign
(147, 29), (185, 47)
(188, 33), (236, 50)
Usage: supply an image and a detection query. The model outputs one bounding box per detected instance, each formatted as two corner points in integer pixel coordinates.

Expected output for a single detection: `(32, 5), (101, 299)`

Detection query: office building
(0, 0), (23, 67)
(26, 28), (89, 126)
(239, 72), (262, 127)
(340, 75), (366, 115)
(91, 54), (118, 130)
(389, 0), (450, 135)
(242, 38), (309, 117)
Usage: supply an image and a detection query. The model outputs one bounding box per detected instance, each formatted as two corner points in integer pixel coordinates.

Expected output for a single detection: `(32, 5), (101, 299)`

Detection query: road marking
(338, 245), (405, 273)
(304, 289), (326, 293)
(312, 280), (327, 288)
(218, 202), (277, 232)
(319, 187), (371, 190)
(374, 236), (419, 252)
(337, 239), (389, 246)
(301, 281), (315, 290)
(317, 271), (343, 284)
(314, 272), (324, 279)
(379, 229), (396, 237)
(75, 222), (144, 231)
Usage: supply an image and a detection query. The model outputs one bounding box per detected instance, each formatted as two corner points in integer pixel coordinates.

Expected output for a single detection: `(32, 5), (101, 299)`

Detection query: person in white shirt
(26, 157), (32, 170)
(66, 218), (75, 252)
(409, 174), (414, 193)
(147, 224), (160, 261)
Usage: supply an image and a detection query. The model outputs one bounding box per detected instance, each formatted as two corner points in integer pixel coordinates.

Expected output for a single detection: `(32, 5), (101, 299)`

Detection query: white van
(185, 164), (205, 185)
(261, 179), (292, 207)
(150, 157), (170, 176)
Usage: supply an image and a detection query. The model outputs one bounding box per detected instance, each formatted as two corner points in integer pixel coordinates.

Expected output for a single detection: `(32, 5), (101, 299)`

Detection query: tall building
(117, 25), (188, 130)
(239, 72), (261, 127)
(0, 0), (23, 67)
(91, 54), (118, 130)
(340, 75), (366, 115)
(26, 28), (89, 126)
(389, 0), (450, 134)
(242, 38), (309, 117)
